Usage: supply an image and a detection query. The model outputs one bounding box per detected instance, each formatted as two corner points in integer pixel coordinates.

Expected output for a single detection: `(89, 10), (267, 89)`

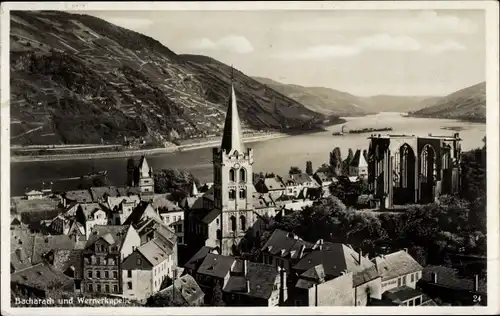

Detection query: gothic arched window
(240, 215), (246, 231)
(216, 229), (222, 240)
(229, 189), (236, 200)
(239, 189), (246, 199)
(239, 168), (246, 182)
(229, 169), (236, 182)
(230, 216), (237, 231)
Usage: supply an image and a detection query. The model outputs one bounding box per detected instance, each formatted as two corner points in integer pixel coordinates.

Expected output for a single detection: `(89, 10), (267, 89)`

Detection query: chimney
(431, 272), (438, 283)
(474, 274), (479, 292)
(243, 259), (248, 277)
(245, 279), (250, 293)
(358, 249), (363, 264)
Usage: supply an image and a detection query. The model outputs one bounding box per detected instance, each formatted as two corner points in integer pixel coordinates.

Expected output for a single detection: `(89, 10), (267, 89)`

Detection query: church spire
(220, 66), (244, 154)
(191, 181), (199, 197)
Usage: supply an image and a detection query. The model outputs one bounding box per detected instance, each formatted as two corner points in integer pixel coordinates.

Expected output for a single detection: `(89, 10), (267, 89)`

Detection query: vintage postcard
(1, 1), (499, 315)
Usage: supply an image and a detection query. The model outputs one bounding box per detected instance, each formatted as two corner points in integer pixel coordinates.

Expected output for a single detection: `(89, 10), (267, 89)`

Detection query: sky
(83, 9), (486, 97)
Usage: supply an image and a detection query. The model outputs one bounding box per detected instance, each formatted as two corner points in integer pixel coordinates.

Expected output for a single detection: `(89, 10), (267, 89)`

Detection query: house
(150, 274), (205, 306)
(106, 195), (141, 225)
(43, 213), (86, 239)
(121, 235), (176, 301)
(282, 173), (319, 198)
(81, 225), (141, 295)
(62, 190), (93, 206)
(372, 249), (423, 292)
(25, 190), (43, 200)
(11, 263), (75, 301)
(183, 246), (219, 276)
(294, 269), (355, 306)
(89, 186), (120, 203)
(47, 249), (84, 292)
(188, 252), (286, 306)
(254, 176), (287, 199)
(417, 265), (487, 306)
(312, 172), (335, 197)
(379, 286), (425, 306)
(123, 201), (162, 227)
(153, 194), (185, 245)
(74, 203), (109, 239)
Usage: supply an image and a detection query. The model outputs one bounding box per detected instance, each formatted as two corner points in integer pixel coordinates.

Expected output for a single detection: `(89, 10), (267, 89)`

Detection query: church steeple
(220, 67), (244, 154)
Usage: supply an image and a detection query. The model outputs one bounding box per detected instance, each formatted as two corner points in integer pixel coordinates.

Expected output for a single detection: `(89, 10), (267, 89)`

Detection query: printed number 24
(473, 295), (482, 303)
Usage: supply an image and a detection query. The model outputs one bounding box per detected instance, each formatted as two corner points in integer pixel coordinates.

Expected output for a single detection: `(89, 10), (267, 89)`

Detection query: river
(10, 113), (486, 196)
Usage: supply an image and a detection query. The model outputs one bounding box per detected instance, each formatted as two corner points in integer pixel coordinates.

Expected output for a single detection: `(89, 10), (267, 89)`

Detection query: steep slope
(10, 11), (324, 146)
(252, 76), (372, 117)
(410, 82), (486, 122)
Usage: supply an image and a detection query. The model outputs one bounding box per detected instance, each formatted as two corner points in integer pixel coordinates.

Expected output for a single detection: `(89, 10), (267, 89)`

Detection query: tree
(289, 166), (302, 175)
(329, 147), (342, 176)
(211, 282), (226, 306)
(305, 161), (313, 175)
(154, 168), (200, 197)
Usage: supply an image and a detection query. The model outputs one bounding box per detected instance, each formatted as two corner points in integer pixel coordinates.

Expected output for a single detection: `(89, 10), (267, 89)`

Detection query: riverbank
(405, 113), (486, 124)
(10, 132), (289, 163)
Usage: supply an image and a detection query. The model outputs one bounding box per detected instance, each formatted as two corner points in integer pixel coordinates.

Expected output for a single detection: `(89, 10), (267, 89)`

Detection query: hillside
(409, 82), (486, 122)
(361, 95), (441, 114)
(252, 76), (440, 116)
(9, 11), (326, 146)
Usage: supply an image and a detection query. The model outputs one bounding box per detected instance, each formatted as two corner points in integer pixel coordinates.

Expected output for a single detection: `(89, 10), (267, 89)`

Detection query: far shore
(10, 132), (289, 163)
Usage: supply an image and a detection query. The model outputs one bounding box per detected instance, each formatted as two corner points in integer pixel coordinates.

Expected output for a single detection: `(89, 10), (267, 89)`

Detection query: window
(408, 299), (414, 306)
(239, 168), (246, 182)
(273, 284), (278, 291)
(96, 257), (100, 265)
(229, 189), (236, 200)
(127, 270), (132, 278)
(88, 284), (93, 292)
(105, 284), (109, 292)
(113, 271), (118, 279)
(127, 282), (132, 290)
(230, 216), (237, 231)
(88, 270), (93, 278)
(240, 215), (246, 231)
(398, 277), (402, 287)
(96, 271), (101, 279)
(216, 218), (220, 225)
(239, 189), (246, 199)
(136, 258), (142, 265)
(113, 285), (118, 293)
(411, 273), (415, 282)
(402, 275), (407, 285)
(165, 216), (170, 223)
(229, 169), (236, 182)
(216, 229), (222, 240)
(415, 297), (421, 306)
(97, 284), (101, 292)
(178, 224), (183, 233)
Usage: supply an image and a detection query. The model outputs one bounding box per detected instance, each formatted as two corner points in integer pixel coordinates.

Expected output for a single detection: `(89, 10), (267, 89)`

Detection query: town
(10, 80), (487, 307)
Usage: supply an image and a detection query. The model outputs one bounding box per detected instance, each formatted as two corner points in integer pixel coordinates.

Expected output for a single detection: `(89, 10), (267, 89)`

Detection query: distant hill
(252, 76), (372, 117)
(252, 76), (441, 116)
(10, 11), (326, 145)
(361, 95), (441, 114)
(409, 82), (486, 122)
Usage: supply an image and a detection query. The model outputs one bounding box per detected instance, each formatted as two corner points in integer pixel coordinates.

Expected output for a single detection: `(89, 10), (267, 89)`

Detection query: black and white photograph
(1, 1), (499, 314)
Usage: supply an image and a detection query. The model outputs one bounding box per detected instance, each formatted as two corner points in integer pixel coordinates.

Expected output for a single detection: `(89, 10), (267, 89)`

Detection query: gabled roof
(64, 190), (92, 203)
(184, 246), (218, 271)
(137, 237), (174, 266)
(373, 250), (423, 281)
(89, 186), (119, 202)
(261, 229), (314, 260)
(263, 177), (286, 191)
(420, 265), (487, 294)
(223, 261), (279, 300)
(107, 195), (141, 212)
(78, 202), (106, 218)
(286, 173), (315, 186)
(138, 155), (151, 177)
(52, 249), (83, 274)
(32, 235), (76, 265)
(350, 149), (368, 168)
(197, 253), (235, 279)
(11, 263), (74, 291)
(156, 274), (205, 306)
(84, 225), (129, 249)
(202, 209), (220, 224)
(123, 201), (160, 226)
(152, 195), (181, 211)
(117, 186), (141, 197)
(220, 82), (245, 155)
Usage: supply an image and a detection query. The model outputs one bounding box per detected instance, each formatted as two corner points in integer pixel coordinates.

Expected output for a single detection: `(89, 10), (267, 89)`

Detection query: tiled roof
(135, 216), (177, 244)
(286, 173), (316, 186)
(252, 192), (276, 209)
(180, 196), (204, 210)
(32, 235), (76, 265)
(300, 264), (326, 281)
(261, 229), (314, 260)
(157, 274), (205, 306)
(90, 186), (120, 202)
(383, 286), (422, 304)
(137, 237), (173, 266)
(64, 190), (93, 203)
(123, 201), (159, 226)
(223, 261), (279, 300)
(85, 225), (129, 249)
(52, 249), (83, 275)
(11, 263), (74, 291)
(117, 186), (141, 197)
(263, 177), (286, 191)
(373, 250), (423, 281)
(197, 253), (235, 279)
(152, 195), (181, 211)
(420, 265), (486, 294)
(184, 246), (218, 271)
(107, 195), (140, 212)
(11, 249), (32, 272)
(78, 202), (106, 218)
(350, 149), (368, 168)
(294, 243), (379, 287)
(202, 209), (220, 224)
(314, 172), (331, 183)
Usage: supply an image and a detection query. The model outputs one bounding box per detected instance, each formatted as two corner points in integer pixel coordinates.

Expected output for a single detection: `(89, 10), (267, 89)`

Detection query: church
(184, 78), (273, 257)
